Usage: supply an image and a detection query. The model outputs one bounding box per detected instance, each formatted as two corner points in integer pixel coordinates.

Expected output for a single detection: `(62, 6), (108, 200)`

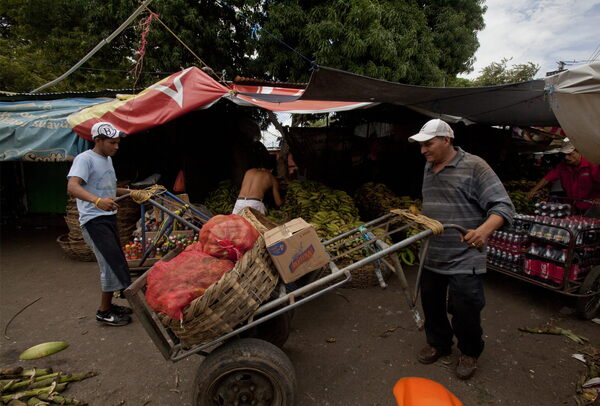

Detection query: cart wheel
(240, 311), (293, 349)
(193, 338), (296, 406)
(576, 266), (600, 320)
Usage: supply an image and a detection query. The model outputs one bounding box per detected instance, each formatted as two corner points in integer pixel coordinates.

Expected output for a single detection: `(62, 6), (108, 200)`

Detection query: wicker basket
(333, 257), (391, 289)
(57, 234), (96, 262)
(158, 234), (279, 347)
(62, 196), (140, 259)
(239, 207), (281, 234)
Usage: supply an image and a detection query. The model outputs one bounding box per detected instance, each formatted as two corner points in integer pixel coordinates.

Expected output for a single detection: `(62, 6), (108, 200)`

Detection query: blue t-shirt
(67, 150), (117, 226)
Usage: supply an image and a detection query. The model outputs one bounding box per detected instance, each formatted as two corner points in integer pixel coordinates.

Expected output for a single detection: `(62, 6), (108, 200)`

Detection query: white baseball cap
(559, 141), (575, 154)
(91, 122), (125, 139)
(408, 119), (454, 143)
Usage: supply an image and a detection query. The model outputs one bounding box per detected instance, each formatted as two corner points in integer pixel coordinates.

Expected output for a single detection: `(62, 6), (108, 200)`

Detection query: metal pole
(30, 0), (154, 93)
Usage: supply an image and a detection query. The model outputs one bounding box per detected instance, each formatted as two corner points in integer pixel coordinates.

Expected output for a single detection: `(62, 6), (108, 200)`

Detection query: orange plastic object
(393, 377), (463, 406)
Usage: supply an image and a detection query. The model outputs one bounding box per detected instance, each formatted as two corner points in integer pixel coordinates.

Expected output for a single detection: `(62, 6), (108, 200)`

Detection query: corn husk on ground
(0, 366), (95, 405)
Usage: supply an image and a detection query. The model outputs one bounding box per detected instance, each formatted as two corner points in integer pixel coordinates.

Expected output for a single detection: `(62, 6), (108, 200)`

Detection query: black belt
(237, 197), (262, 202)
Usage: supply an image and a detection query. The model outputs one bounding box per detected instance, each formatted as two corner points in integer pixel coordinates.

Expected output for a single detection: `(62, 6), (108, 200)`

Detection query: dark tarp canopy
(295, 66), (558, 127)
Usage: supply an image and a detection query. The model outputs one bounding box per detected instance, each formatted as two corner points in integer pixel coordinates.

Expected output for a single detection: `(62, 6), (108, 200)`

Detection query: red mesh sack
(199, 214), (259, 261)
(145, 249), (234, 320)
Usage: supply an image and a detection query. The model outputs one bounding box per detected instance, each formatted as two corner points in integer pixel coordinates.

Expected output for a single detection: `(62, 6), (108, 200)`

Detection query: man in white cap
(527, 141), (600, 212)
(409, 118), (514, 379)
(67, 122), (133, 326)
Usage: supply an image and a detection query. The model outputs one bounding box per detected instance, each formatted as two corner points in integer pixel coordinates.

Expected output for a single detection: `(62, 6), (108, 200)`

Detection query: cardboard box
(264, 218), (330, 283)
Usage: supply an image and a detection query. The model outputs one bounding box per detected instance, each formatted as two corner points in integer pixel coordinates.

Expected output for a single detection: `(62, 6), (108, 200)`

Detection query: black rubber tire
(239, 311), (293, 349)
(576, 266), (600, 320)
(193, 338), (296, 406)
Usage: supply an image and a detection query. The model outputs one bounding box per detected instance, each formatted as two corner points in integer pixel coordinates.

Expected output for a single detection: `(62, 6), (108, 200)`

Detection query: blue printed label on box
(267, 241), (287, 256)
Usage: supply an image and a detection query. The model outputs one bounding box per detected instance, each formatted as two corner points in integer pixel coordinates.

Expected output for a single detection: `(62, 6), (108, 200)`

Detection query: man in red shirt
(527, 142), (600, 212)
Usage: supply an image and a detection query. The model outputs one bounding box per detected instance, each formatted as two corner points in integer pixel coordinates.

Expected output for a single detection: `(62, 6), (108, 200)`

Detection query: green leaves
(473, 57), (541, 86)
(0, 0), (487, 91)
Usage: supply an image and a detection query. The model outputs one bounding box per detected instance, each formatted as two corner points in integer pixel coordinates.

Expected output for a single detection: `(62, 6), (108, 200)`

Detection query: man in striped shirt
(409, 119), (514, 380)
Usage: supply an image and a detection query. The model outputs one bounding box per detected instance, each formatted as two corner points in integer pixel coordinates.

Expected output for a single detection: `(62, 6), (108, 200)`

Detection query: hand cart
(117, 188), (211, 271)
(487, 200), (600, 320)
(124, 206), (470, 406)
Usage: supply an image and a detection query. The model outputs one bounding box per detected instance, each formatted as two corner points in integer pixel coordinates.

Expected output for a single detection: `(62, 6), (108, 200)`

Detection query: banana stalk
(21, 369), (53, 379)
(27, 397), (49, 406)
(4, 373), (96, 394)
(0, 383), (67, 403)
(36, 393), (87, 405)
(8, 399), (28, 406)
(0, 368), (23, 377)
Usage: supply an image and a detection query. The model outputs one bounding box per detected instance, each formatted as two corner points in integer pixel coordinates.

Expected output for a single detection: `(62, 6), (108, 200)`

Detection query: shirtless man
(232, 161), (283, 215)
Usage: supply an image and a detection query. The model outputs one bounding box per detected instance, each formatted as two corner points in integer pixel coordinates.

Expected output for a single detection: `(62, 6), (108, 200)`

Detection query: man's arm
(116, 187), (130, 196)
(526, 178), (550, 199)
(67, 176), (118, 211)
(462, 213), (505, 247)
(467, 160), (515, 247)
(271, 175), (283, 207)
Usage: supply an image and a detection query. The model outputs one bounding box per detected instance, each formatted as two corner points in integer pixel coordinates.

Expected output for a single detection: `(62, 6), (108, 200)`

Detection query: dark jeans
(420, 269), (485, 358)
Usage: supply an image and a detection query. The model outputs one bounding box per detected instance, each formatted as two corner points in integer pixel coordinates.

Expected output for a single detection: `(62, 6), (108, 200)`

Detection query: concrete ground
(1, 221), (599, 405)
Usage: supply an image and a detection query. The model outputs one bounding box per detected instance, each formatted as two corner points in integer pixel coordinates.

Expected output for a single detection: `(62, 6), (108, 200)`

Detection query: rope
(143, 4), (226, 83)
(129, 185), (168, 204)
(390, 208), (444, 235)
(132, 11), (157, 89)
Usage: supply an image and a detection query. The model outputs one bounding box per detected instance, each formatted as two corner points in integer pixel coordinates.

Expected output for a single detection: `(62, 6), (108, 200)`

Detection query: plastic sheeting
(545, 62), (600, 164)
(0, 98), (103, 161)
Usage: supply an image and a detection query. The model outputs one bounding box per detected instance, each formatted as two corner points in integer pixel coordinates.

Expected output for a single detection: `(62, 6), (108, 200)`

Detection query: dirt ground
(1, 220), (599, 406)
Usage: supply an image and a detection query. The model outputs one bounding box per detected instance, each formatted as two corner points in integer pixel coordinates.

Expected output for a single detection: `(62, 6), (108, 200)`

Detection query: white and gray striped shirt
(422, 147), (515, 275)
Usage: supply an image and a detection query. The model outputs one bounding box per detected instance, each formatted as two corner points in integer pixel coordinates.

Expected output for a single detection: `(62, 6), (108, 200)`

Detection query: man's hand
(96, 197), (119, 211)
(461, 213), (505, 250)
(461, 229), (486, 249)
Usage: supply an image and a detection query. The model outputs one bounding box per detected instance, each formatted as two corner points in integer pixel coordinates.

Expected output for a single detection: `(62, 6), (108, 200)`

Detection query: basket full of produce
(145, 214), (279, 347)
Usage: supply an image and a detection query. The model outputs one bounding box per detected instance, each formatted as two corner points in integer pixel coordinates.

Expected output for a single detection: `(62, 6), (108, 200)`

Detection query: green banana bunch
(354, 182), (422, 220)
(503, 179), (547, 214)
(203, 180), (239, 215)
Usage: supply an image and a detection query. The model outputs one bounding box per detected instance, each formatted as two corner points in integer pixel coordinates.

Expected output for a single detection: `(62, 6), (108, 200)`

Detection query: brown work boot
(417, 345), (451, 364)
(456, 354), (478, 379)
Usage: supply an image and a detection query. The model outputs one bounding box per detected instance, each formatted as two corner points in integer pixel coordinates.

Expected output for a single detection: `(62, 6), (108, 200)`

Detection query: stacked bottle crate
(487, 215), (530, 274)
(487, 202), (600, 286)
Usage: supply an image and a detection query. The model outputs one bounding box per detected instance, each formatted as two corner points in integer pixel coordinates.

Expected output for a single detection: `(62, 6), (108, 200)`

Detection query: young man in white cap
(67, 122), (132, 326)
(409, 118), (514, 379)
(527, 141), (600, 213)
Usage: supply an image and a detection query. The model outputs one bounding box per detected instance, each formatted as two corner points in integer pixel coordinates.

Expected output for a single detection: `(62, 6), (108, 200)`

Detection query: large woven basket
(239, 207), (281, 234)
(343, 261), (391, 289)
(158, 234), (279, 347)
(57, 234), (96, 262)
(60, 196), (140, 261)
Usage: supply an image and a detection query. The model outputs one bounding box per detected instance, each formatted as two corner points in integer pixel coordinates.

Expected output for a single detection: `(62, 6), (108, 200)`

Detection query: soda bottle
(542, 222), (553, 241)
(539, 245), (555, 281)
(489, 231), (498, 247)
(551, 249), (567, 285)
(524, 243), (540, 277)
(574, 219), (584, 246)
(488, 247), (495, 266)
(499, 250), (507, 269)
(513, 253), (523, 273)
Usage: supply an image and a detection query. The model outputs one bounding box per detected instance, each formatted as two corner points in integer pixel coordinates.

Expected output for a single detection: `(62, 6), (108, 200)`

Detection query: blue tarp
(0, 98), (107, 161)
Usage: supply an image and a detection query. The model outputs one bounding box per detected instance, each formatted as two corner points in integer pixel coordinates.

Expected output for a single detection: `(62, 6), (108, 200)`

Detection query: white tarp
(545, 61), (600, 164)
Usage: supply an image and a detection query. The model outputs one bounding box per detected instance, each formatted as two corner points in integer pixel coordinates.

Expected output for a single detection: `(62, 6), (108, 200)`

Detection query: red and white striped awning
(67, 67), (373, 140)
